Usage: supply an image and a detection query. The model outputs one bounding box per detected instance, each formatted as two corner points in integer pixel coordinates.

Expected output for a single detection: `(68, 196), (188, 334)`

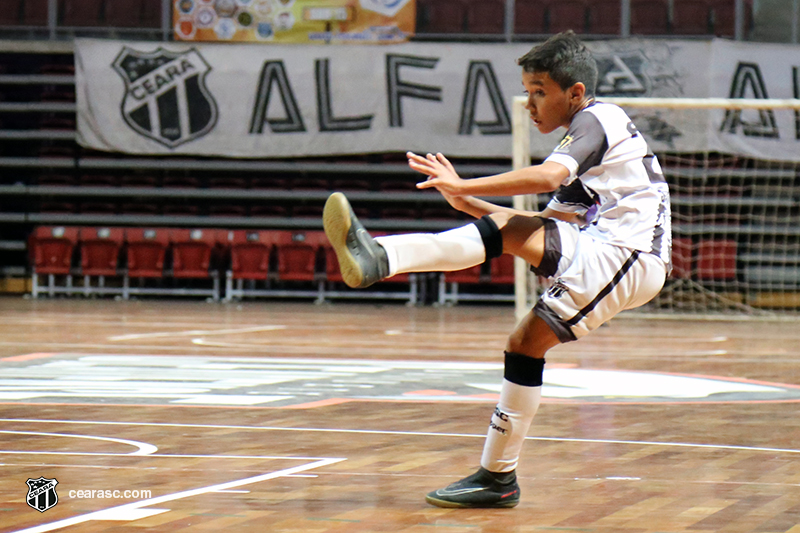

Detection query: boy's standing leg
(323, 192), (561, 508)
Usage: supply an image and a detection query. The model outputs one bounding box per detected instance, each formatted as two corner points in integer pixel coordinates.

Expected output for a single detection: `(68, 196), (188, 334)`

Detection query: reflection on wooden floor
(0, 298), (799, 533)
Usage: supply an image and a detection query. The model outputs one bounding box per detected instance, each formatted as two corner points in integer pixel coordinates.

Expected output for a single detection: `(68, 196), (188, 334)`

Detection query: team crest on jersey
(26, 477), (58, 512)
(547, 279), (569, 299)
(113, 47), (218, 148)
(553, 134), (573, 154)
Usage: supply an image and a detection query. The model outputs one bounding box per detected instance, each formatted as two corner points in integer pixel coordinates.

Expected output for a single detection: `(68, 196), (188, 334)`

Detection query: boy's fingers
(437, 153), (456, 172)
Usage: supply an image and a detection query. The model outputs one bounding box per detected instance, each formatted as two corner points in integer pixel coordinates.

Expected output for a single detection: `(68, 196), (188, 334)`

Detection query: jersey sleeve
(546, 178), (599, 216)
(544, 109), (609, 185)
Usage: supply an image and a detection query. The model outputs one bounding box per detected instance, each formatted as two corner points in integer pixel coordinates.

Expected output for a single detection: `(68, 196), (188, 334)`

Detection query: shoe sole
(425, 494), (520, 509)
(323, 192), (364, 289)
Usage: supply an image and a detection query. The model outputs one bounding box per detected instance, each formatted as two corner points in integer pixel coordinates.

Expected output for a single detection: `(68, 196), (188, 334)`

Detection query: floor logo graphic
(26, 477), (58, 512)
(3, 355), (800, 406)
(113, 46), (218, 148)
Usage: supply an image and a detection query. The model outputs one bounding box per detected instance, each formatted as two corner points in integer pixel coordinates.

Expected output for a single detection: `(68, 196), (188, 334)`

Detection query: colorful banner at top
(173, 0), (416, 43)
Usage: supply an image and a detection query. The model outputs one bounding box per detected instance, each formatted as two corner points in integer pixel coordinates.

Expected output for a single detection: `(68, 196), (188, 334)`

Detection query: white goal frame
(511, 95), (800, 322)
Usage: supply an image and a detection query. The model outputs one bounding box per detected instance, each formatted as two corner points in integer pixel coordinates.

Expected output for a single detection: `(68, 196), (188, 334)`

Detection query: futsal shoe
(323, 192), (390, 289)
(425, 467), (520, 508)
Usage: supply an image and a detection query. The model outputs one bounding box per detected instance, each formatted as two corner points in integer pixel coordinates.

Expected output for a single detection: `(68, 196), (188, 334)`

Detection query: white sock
(480, 379), (542, 473)
(374, 224), (486, 277)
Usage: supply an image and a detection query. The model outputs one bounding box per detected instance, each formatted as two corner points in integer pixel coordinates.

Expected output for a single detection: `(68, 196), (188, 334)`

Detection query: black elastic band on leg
(474, 215), (503, 260)
(503, 351), (545, 387)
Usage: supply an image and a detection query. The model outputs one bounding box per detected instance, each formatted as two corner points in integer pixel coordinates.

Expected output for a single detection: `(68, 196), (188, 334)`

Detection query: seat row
(0, 0), (161, 28)
(417, 0), (752, 37)
(0, 0), (750, 37)
(29, 226), (422, 303)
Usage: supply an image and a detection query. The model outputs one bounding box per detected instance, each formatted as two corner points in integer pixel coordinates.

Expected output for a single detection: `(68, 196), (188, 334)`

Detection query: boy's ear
(570, 82), (587, 101)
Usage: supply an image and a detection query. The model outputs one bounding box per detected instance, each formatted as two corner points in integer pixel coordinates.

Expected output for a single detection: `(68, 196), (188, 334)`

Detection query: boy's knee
(474, 215), (503, 260)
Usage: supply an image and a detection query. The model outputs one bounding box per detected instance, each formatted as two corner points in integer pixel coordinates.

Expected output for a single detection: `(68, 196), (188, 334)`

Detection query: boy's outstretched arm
(416, 153), (584, 225)
(408, 152), (568, 197)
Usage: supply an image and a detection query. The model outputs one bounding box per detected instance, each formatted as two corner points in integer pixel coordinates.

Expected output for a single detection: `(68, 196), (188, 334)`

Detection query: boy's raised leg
(324, 192), (501, 287)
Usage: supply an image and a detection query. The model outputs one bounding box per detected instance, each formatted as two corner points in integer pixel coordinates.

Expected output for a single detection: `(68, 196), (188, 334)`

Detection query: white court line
(9, 457), (344, 533)
(0, 431), (157, 455)
(108, 325), (287, 341)
(0, 451), (341, 461)
(3, 418), (799, 455)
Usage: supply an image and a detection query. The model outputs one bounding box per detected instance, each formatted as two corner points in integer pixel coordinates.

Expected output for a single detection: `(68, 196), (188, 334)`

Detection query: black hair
(517, 31), (598, 96)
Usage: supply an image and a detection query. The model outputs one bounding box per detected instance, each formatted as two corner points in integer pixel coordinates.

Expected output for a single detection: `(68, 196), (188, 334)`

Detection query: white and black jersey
(544, 101), (672, 269)
(548, 178), (599, 224)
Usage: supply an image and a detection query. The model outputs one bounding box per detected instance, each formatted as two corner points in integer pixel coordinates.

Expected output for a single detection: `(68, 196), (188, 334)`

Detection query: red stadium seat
(465, 0), (505, 33)
(79, 227), (123, 277)
(125, 228), (169, 278)
(0, 0), (23, 25)
(630, 0), (669, 34)
(104, 0), (144, 27)
(141, 0), (162, 27)
(37, 174), (76, 186)
(79, 174), (117, 187)
(170, 229), (216, 279)
(30, 226), (79, 298)
(514, 0), (546, 34)
(120, 175), (159, 188)
(23, 0), (49, 25)
(208, 205), (247, 218)
(587, 0), (621, 34)
(490, 254), (516, 285)
(78, 227), (124, 296)
(61, 0), (104, 26)
(547, 0), (588, 33)
(439, 264), (484, 305)
(169, 228), (221, 301)
(227, 230), (276, 281)
(275, 230), (326, 282)
(250, 205), (290, 218)
(417, 0), (466, 33)
(697, 239), (737, 280)
(163, 176), (200, 188)
(31, 226), (78, 276)
(672, 0), (712, 34)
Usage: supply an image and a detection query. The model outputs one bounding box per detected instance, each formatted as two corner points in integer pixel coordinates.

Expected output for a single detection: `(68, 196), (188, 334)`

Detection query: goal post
(511, 95), (800, 320)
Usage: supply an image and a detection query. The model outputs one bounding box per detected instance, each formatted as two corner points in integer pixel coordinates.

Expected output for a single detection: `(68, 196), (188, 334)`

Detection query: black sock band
(503, 351), (545, 387)
(474, 215), (503, 260)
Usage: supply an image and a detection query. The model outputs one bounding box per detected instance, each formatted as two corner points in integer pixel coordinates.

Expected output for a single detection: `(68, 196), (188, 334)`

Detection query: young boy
(322, 31), (671, 508)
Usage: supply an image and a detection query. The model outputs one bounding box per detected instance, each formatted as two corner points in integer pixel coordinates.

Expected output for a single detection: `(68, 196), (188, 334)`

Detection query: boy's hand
(407, 152), (467, 197)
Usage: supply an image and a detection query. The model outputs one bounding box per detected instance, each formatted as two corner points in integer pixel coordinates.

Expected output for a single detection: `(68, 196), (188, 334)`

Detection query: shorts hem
(534, 300), (577, 343)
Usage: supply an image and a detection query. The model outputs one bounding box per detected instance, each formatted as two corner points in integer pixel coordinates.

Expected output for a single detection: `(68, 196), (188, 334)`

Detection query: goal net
(511, 96), (800, 320)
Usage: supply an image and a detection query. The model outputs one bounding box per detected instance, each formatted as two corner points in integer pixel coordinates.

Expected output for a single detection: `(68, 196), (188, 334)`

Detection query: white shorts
(533, 219), (667, 342)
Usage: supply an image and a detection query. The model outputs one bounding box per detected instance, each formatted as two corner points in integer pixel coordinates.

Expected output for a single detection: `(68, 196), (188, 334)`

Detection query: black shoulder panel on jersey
(552, 179), (598, 210)
(555, 110), (608, 177)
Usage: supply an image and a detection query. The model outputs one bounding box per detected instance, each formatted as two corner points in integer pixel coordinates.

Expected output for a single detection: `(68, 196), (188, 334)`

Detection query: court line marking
(0, 451), (341, 461)
(3, 418), (798, 455)
(0, 431), (157, 455)
(107, 325), (287, 342)
(0, 353), (55, 362)
(9, 457), (345, 533)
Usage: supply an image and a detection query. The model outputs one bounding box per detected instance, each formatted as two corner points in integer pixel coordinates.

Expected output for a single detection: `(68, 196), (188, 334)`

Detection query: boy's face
(521, 70), (584, 134)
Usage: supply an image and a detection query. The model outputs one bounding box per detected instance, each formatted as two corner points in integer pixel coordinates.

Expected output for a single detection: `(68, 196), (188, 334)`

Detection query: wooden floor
(1, 297), (799, 533)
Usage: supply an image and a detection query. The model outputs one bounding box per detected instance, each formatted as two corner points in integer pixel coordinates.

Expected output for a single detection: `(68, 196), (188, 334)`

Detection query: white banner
(75, 38), (800, 161)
